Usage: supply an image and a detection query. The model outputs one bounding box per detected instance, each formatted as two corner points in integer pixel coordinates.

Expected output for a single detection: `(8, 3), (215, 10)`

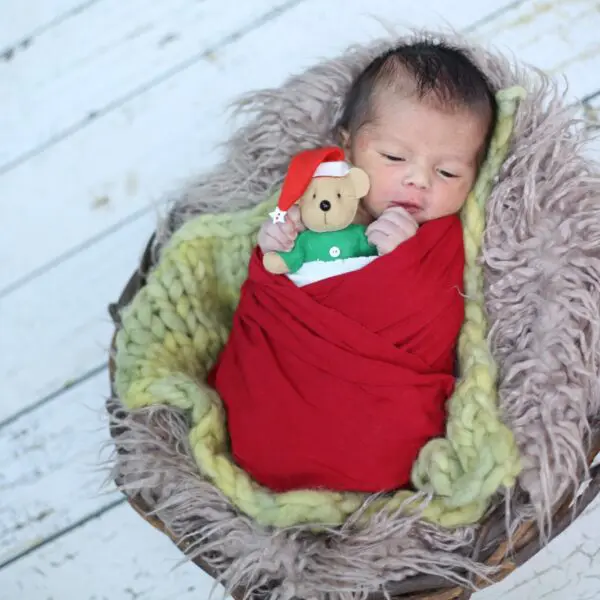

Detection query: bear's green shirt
(278, 224), (378, 273)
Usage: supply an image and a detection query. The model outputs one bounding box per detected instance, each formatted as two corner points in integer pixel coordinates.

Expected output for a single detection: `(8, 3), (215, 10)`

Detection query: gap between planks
(0, 0), (101, 55)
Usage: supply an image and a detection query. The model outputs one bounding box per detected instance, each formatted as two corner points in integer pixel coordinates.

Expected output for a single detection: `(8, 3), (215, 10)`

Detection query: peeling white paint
(0, 372), (121, 566)
(0, 503), (229, 600)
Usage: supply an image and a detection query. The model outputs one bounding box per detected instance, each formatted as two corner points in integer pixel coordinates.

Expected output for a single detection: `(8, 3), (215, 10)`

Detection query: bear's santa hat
(269, 146), (350, 224)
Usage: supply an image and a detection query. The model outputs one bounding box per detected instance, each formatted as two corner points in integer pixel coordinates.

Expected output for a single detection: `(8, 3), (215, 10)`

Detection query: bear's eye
(313, 193), (317, 199)
(337, 192), (341, 199)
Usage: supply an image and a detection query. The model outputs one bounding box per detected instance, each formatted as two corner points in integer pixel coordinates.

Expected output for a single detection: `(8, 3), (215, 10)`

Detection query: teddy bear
(263, 146), (376, 276)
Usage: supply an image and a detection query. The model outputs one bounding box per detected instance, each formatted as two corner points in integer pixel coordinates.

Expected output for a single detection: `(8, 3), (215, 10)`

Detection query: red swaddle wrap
(208, 214), (465, 493)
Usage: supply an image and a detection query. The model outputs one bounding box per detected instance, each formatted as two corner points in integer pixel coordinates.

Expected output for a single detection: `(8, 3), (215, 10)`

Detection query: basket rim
(106, 231), (600, 600)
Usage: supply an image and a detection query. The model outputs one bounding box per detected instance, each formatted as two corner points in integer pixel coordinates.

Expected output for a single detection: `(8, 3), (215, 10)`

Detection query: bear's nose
(319, 200), (331, 212)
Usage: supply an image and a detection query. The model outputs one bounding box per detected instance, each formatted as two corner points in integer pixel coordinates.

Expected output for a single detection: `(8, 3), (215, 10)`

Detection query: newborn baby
(209, 40), (497, 494)
(259, 40), (495, 260)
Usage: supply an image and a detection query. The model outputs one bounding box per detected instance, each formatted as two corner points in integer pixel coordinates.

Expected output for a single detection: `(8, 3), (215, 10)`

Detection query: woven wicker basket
(106, 233), (600, 600)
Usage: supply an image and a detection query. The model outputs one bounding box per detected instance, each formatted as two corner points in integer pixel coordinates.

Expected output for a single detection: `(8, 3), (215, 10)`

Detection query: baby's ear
(347, 167), (370, 198)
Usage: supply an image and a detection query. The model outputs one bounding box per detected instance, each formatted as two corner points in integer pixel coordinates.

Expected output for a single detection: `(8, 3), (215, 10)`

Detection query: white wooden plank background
(0, 0), (301, 171)
(0, 212), (154, 426)
(0, 502), (226, 600)
(0, 371), (121, 566)
(0, 0), (303, 296)
(0, 0), (516, 296)
(0, 0), (97, 52)
(471, 0), (600, 101)
(2, 0), (600, 598)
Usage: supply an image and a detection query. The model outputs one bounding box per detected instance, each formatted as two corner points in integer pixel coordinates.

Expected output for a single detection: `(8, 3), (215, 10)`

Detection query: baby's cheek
(359, 160), (401, 215)
(431, 185), (467, 217)
(369, 176), (396, 208)
(363, 182), (386, 216)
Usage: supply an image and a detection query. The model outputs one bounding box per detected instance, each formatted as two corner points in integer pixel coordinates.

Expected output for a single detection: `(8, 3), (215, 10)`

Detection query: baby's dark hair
(337, 41), (497, 151)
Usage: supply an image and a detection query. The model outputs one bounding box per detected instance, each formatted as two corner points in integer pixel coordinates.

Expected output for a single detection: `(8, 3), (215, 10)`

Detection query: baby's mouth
(391, 201), (421, 214)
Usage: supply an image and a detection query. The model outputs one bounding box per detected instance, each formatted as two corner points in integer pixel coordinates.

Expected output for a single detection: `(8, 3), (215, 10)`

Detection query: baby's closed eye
(380, 152), (405, 162)
(437, 169), (459, 178)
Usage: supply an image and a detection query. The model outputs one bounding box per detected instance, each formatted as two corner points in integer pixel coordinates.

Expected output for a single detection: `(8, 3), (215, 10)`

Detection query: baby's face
(344, 92), (490, 224)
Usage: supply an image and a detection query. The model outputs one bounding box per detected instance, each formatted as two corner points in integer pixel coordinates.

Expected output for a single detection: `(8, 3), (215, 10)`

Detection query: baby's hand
(257, 204), (305, 253)
(366, 206), (419, 255)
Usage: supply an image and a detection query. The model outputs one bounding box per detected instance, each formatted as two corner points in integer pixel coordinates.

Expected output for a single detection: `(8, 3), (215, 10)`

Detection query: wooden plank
(0, 1), (97, 54)
(0, 212), (154, 425)
(0, 0), (517, 292)
(0, 371), (122, 566)
(0, 502), (229, 600)
(471, 0), (600, 102)
(0, 0), (301, 172)
(475, 494), (600, 599)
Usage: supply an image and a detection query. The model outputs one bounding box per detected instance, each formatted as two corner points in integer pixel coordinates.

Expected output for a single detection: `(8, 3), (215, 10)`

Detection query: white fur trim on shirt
(287, 255), (378, 286)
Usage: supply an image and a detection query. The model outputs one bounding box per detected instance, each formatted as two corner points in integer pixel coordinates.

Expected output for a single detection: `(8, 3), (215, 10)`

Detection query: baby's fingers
(258, 223), (291, 253)
(380, 210), (418, 235)
(367, 229), (393, 254)
(286, 204), (306, 233)
(270, 227), (295, 251)
(279, 218), (299, 238)
(366, 221), (389, 243)
(366, 218), (395, 238)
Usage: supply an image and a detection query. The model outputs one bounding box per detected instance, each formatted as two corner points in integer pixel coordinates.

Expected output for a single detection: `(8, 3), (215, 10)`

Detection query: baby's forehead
(372, 88), (488, 133)
(363, 98), (488, 163)
(372, 81), (473, 116)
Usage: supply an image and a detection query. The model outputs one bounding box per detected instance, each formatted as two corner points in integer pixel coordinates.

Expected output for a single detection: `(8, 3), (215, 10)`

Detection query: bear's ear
(347, 167), (370, 198)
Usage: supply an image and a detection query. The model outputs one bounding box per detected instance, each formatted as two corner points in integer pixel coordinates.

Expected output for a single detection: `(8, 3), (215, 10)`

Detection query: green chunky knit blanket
(113, 86), (526, 530)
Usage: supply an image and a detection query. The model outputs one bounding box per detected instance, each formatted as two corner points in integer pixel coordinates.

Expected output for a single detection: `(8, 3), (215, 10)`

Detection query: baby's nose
(319, 200), (331, 212)
(405, 167), (430, 189)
